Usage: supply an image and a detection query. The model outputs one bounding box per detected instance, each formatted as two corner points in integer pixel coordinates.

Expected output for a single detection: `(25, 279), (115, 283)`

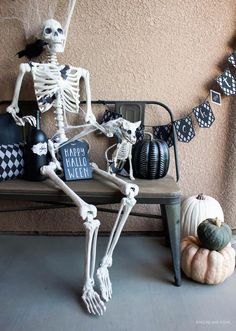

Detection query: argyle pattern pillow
(0, 144), (24, 181)
(100, 109), (122, 123)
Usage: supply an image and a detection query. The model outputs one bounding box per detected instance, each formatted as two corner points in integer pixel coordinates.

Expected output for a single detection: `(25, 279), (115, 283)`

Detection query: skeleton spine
(46, 51), (59, 65)
(46, 51), (67, 144)
(54, 95), (67, 144)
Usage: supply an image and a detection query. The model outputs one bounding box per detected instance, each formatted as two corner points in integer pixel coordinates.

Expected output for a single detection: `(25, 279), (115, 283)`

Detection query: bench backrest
(0, 99), (179, 181)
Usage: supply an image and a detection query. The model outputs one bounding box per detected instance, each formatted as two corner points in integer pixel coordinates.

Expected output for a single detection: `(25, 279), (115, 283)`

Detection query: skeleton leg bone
(91, 163), (138, 302)
(83, 216), (106, 316)
(91, 162), (139, 197)
(40, 162), (106, 316)
(97, 193), (137, 302)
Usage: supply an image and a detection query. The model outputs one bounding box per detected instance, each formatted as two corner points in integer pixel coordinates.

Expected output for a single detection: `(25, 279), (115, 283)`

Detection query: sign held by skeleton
(60, 140), (92, 180)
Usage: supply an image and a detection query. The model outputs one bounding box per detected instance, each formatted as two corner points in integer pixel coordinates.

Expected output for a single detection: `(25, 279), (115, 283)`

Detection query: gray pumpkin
(197, 218), (232, 251)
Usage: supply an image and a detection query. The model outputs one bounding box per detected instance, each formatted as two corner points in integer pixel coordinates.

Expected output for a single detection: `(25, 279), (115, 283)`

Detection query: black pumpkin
(197, 218), (232, 251)
(132, 132), (170, 179)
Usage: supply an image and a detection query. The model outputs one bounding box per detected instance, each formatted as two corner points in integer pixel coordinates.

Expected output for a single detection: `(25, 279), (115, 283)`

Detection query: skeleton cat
(103, 118), (141, 180)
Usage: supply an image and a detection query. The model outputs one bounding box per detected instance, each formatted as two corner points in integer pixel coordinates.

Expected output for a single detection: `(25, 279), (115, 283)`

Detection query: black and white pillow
(0, 144), (24, 181)
(100, 109), (122, 123)
(135, 124), (145, 142)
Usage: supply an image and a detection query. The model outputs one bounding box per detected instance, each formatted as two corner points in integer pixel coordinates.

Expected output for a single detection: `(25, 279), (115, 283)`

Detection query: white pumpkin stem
(214, 217), (222, 227)
(196, 193), (205, 200)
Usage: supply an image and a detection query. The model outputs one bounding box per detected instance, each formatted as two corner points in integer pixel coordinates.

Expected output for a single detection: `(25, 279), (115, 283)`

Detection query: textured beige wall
(0, 0), (235, 232)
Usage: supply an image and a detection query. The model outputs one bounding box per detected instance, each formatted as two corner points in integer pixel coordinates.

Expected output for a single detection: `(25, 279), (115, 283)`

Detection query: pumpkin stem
(214, 217), (222, 227)
(144, 132), (154, 140)
(196, 193), (205, 200)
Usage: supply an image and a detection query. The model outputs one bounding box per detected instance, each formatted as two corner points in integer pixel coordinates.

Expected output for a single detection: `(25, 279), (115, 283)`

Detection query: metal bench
(0, 100), (181, 286)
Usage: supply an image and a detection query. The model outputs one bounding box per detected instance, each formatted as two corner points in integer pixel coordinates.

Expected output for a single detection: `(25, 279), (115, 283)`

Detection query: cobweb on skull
(0, 0), (77, 100)
(0, 0), (76, 41)
(0, 0), (59, 41)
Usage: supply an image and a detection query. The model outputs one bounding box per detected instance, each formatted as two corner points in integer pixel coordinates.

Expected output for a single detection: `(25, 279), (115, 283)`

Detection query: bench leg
(164, 203), (181, 287)
(160, 205), (170, 247)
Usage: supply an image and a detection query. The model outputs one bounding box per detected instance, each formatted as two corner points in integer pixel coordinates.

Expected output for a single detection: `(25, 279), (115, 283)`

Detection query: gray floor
(0, 235), (235, 331)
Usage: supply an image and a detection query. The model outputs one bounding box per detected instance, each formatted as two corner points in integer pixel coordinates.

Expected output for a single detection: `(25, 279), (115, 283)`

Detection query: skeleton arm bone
(80, 69), (96, 125)
(7, 64), (30, 113)
(57, 121), (110, 150)
(128, 144), (135, 180)
(6, 63), (36, 126)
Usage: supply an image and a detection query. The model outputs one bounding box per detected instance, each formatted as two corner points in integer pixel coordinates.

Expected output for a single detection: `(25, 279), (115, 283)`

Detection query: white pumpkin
(181, 193), (224, 238)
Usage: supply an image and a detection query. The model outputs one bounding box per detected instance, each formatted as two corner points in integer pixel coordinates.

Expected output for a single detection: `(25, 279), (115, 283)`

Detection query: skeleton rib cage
(31, 62), (85, 115)
(115, 141), (132, 160)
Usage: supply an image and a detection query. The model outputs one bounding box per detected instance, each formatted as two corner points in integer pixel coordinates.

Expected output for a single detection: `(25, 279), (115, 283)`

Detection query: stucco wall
(0, 0), (235, 232)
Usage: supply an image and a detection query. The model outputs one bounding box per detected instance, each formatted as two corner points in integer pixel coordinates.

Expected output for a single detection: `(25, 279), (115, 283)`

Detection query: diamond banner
(153, 124), (173, 147)
(216, 69), (236, 96)
(174, 116), (195, 143)
(193, 101), (215, 128)
(228, 51), (236, 68)
(210, 90), (221, 105)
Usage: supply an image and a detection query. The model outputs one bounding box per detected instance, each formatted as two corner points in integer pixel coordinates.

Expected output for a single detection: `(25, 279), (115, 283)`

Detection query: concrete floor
(0, 235), (235, 331)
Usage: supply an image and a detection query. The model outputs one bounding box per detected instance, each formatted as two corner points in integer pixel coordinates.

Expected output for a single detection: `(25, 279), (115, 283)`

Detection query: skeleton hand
(49, 158), (62, 173)
(13, 113), (36, 127)
(48, 140), (63, 172)
(102, 126), (114, 138)
(6, 103), (20, 115)
(100, 122), (115, 137)
(7, 104), (36, 127)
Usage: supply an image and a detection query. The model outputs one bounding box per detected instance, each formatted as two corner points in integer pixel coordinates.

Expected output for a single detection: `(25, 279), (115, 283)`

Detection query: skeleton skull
(42, 19), (65, 53)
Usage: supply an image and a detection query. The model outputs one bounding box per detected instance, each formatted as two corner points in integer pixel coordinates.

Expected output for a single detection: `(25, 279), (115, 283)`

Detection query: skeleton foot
(97, 265), (112, 302)
(82, 284), (106, 316)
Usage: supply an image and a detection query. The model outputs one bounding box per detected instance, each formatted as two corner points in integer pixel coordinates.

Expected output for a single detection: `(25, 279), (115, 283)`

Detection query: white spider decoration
(6, 17), (139, 316)
(102, 118), (141, 180)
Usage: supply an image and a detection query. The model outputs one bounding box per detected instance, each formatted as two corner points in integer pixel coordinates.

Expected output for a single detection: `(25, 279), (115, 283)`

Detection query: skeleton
(6, 18), (139, 316)
(103, 118), (141, 180)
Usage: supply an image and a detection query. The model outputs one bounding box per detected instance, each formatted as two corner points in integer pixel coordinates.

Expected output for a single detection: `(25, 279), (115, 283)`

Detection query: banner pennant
(153, 124), (173, 147)
(193, 101), (215, 128)
(210, 90), (221, 105)
(174, 116), (195, 143)
(216, 69), (236, 96)
(228, 51), (236, 68)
